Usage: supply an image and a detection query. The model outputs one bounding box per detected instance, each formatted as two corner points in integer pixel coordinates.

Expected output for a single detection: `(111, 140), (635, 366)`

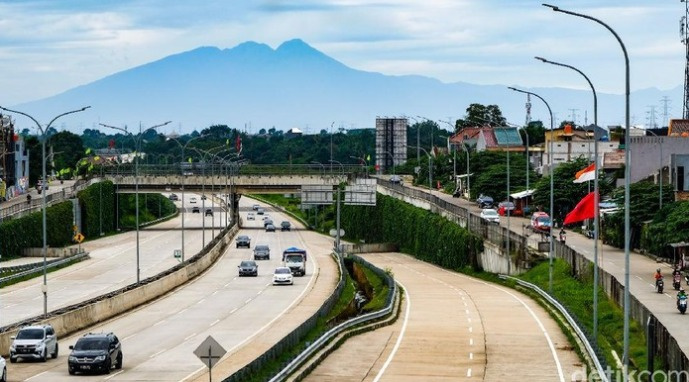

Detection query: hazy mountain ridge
(15, 39), (683, 133)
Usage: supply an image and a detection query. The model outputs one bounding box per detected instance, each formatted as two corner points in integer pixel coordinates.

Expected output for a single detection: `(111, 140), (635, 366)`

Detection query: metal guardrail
(0, 178), (97, 222)
(268, 254), (396, 382)
(0, 252), (89, 285)
(499, 275), (609, 382)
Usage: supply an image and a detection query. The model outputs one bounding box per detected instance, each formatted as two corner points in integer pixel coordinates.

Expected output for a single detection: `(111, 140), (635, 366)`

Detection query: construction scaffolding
(375, 117), (407, 174)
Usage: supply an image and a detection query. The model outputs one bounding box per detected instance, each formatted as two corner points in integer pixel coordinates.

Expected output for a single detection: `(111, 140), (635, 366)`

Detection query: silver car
(480, 208), (500, 224)
(10, 324), (58, 362)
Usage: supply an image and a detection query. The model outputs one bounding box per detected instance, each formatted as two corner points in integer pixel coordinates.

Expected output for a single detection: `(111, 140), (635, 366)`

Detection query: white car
(190, 197), (197, 204)
(0, 355), (5, 382)
(247, 213), (255, 221)
(272, 267), (294, 285)
(10, 324), (59, 363)
(480, 208), (500, 224)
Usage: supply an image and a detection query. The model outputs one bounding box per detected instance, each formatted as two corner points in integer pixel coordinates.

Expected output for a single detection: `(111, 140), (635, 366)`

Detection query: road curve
(0, 193), (219, 326)
(304, 252), (584, 382)
(8, 197), (339, 382)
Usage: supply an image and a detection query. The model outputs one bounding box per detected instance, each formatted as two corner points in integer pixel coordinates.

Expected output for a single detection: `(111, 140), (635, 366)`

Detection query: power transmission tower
(660, 96), (672, 126)
(680, 1), (689, 118)
(646, 105), (658, 129)
(568, 109), (579, 125)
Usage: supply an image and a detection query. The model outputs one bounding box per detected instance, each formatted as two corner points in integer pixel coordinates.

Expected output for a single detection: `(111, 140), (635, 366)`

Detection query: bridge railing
(102, 163), (365, 177)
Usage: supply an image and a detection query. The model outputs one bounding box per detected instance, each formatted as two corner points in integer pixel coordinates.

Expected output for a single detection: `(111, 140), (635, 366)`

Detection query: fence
(0, 179), (97, 222)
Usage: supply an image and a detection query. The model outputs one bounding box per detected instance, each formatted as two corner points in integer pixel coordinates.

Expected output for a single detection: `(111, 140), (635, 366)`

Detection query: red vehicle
(530, 212), (552, 234)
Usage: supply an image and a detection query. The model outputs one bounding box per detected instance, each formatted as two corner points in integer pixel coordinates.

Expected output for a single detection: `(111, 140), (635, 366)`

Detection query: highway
(0, 192), (221, 326)
(8, 197), (339, 382)
(304, 252), (583, 381)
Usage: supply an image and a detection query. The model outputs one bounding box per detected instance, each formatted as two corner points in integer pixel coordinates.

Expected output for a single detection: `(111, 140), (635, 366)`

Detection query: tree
(522, 121), (546, 146)
(642, 200), (689, 258)
(49, 131), (84, 175)
(200, 124), (232, 139)
(455, 103), (507, 130)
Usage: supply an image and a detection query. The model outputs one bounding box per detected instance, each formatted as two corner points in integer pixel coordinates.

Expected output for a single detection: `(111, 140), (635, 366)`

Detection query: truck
(282, 247), (307, 276)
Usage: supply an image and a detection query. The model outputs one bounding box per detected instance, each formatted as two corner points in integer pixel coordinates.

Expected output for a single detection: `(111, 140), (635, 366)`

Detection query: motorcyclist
(678, 288), (687, 306)
(655, 268), (663, 289)
(673, 267), (682, 278)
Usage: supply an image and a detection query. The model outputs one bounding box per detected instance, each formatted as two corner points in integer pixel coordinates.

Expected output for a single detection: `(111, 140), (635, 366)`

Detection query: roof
(450, 126), (484, 145)
(668, 119), (689, 136)
(493, 127), (523, 146)
(510, 189), (535, 199)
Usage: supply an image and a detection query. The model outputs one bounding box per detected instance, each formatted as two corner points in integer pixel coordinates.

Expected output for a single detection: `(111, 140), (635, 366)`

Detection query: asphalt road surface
(304, 252), (584, 382)
(8, 197), (339, 382)
(0, 192), (221, 326)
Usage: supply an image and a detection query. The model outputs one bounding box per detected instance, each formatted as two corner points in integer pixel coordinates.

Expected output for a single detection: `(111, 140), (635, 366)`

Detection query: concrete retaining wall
(0, 224), (239, 355)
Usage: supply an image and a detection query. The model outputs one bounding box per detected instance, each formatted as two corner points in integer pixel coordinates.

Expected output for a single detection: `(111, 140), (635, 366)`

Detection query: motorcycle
(656, 277), (665, 294)
(674, 274), (682, 290)
(679, 295), (688, 314)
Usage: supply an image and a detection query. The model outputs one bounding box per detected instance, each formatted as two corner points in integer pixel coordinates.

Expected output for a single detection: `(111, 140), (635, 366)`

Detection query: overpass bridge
(102, 163), (358, 194)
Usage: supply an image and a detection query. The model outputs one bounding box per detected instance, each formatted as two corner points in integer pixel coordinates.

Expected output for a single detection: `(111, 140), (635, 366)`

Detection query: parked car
(272, 267), (294, 285)
(389, 175), (402, 184)
(480, 208), (500, 224)
(205, 209), (213, 216)
(253, 245), (270, 260)
(497, 201), (516, 216)
(68, 332), (122, 375)
(265, 224), (276, 232)
(10, 324), (58, 363)
(238, 260), (258, 277)
(531, 212), (552, 234)
(168, 193), (179, 201)
(236, 235), (251, 248)
(476, 194), (494, 208)
(192, 206), (200, 213)
(280, 221), (291, 231)
(0, 355), (6, 382)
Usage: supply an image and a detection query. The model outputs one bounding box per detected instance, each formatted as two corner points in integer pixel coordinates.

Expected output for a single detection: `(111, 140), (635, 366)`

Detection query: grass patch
(519, 259), (658, 375)
(360, 266), (389, 313)
(1, 256), (87, 288)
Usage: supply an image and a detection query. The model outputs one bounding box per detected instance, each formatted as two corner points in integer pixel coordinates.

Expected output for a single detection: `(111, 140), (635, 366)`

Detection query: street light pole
(411, 146), (433, 191)
(101, 121), (171, 282)
(1, 105), (91, 315)
(535, 55), (601, 342)
(543, 4), (631, 376)
(508, 87), (554, 293)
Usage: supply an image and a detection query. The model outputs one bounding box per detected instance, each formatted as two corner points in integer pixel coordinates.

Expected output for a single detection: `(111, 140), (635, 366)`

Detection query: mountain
(14, 38), (683, 134)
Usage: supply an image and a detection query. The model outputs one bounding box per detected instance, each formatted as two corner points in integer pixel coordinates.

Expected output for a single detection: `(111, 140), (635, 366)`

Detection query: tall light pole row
(0, 105), (91, 315)
(100, 121), (172, 283)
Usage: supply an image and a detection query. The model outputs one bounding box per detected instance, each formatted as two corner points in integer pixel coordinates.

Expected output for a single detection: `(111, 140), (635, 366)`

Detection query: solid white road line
(373, 281), (410, 382)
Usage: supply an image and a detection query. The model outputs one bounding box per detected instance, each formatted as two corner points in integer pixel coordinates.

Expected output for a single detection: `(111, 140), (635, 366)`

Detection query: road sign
(194, 335), (226, 372)
(74, 233), (85, 243)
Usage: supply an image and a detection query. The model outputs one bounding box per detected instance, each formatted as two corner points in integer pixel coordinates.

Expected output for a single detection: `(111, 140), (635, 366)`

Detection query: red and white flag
(573, 163), (595, 183)
(563, 191), (597, 225)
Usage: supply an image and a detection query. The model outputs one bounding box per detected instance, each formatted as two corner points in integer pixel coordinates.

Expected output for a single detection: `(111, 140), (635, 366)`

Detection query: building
(285, 128), (303, 139)
(375, 118), (407, 174)
(543, 124), (618, 175)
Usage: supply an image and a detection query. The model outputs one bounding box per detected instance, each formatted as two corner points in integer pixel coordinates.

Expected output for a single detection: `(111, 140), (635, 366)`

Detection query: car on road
(190, 197), (197, 204)
(253, 245), (270, 260)
(531, 212), (552, 234)
(68, 332), (122, 375)
(246, 213), (255, 221)
(205, 208), (213, 216)
(257, 208), (265, 215)
(479, 208), (500, 224)
(476, 194), (494, 208)
(272, 267), (294, 285)
(168, 193), (179, 201)
(201, 195), (207, 200)
(252, 204), (260, 210)
(280, 221), (291, 231)
(265, 224), (276, 232)
(497, 201), (516, 216)
(10, 324), (58, 363)
(238, 260), (258, 277)
(236, 235), (251, 248)
(389, 175), (402, 184)
(0, 355), (5, 382)
(263, 218), (274, 228)
(192, 206), (200, 213)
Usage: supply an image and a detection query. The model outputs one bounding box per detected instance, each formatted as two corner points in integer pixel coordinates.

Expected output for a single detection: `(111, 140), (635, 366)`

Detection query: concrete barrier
(0, 223), (239, 355)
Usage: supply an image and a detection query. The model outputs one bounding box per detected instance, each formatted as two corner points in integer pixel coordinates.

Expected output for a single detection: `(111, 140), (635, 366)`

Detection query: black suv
(68, 332), (123, 375)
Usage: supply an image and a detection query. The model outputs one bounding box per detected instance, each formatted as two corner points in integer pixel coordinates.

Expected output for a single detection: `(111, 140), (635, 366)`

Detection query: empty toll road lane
(304, 252), (583, 382)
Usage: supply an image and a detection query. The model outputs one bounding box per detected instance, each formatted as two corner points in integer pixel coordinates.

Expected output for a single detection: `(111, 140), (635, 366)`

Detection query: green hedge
(340, 194), (483, 270)
(77, 181), (115, 238)
(117, 193), (177, 229)
(0, 201), (74, 258)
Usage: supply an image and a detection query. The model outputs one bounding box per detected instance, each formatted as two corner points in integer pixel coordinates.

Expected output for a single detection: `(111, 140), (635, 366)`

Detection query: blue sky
(0, 1), (684, 112)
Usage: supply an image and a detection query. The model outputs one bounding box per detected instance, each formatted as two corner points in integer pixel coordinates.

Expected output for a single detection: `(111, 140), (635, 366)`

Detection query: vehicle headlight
(95, 355), (106, 361)
(69, 356), (77, 362)
(36, 343), (45, 350)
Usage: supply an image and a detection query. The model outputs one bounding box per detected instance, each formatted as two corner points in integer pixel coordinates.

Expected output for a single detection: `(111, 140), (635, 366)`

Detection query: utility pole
(681, 0), (689, 118)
